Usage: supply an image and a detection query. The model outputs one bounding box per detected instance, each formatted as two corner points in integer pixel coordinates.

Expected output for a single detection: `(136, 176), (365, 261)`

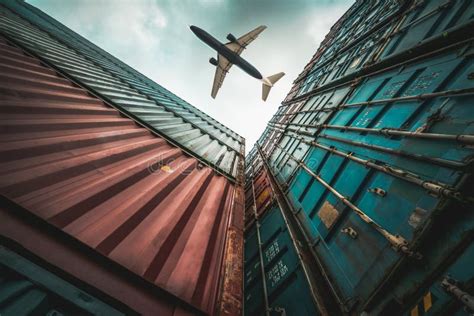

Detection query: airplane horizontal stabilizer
(262, 72), (285, 101)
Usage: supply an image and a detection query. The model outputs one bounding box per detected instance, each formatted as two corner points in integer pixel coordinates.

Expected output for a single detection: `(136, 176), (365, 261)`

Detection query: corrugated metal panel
(268, 85), (352, 184)
(0, 245), (130, 315)
(380, 0), (474, 59)
(264, 42), (474, 315)
(218, 184), (244, 316)
(0, 37), (237, 315)
(404, 242), (474, 316)
(244, 167), (272, 224)
(296, 0), (405, 96)
(0, 0), (244, 179)
(247, 0), (474, 315)
(243, 148), (340, 316)
(312, 0), (401, 65)
(294, 0), (474, 101)
(0, 201), (207, 316)
(244, 206), (320, 316)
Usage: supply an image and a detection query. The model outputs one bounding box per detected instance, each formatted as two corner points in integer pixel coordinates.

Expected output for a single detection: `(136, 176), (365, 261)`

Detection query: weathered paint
(380, 0), (474, 59)
(266, 42), (474, 314)
(405, 242), (474, 316)
(297, 0), (405, 96)
(244, 206), (320, 316)
(247, 0), (474, 315)
(243, 147), (341, 315)
(0, 202), (201, 316)
(0, 37), (241, 315)
(218, 185), (244, 316)
(294, 0), (474, 103)
(0, 244), (131, 315)
(274, 0), (474, 112)
(0, 0), (244, 179)
(245, 168), (273, 223)
(219, 227), (244, 315)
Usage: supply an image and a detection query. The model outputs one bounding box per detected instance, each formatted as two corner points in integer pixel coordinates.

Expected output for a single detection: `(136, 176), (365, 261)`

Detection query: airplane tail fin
(262, 72), (285, 101)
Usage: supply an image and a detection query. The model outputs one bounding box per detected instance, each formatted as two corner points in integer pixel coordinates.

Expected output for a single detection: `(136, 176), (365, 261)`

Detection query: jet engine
(226, 33), (237, 43)
(209, 57), (218, 66)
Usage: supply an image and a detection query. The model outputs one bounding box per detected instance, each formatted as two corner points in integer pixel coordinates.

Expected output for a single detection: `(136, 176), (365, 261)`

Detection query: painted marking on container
(409, 291), (437, 316)
(403, 72), (440, 97)
(423, 291), (432, 311)
(368, 187), (387, 197)
(318, 201), (339, 229)
(350, 56), (362, 69)
(160, 165), (173, 173)
(267, 260), (289, 287)
(256, 188), (271, 207)
(383, 80), (406, 98)
(265, 240), (280, 262)
(408, 207), (429, 228)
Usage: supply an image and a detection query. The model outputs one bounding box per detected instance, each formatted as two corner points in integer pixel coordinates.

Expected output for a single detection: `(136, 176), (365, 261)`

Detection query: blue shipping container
(266, 38), (474, 316)
(248, 0), (474, 314)
(244, 205), (320, 316)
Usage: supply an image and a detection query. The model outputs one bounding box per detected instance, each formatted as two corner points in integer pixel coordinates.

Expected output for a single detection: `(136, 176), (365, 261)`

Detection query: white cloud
(305, 4), (350, 44)
(28, 0), (354, 152)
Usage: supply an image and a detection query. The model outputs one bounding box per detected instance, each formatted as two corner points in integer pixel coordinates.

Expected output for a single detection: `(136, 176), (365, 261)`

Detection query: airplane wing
(211, 54), (233, 98)
(225, 25), (267, 56)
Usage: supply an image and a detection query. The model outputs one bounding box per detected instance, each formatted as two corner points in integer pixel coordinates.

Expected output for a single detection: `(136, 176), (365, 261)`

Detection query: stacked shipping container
(2, 0), (474, 314)
(245, 0), (474, 315)
(0, 1), (244, 315)
(0, 0), (245, 180)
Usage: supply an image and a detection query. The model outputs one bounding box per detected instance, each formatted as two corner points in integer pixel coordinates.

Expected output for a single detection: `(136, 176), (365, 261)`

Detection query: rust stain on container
(256, 188), (271, 210)
(244, 165), (274, 226)
(218, 185), (244, 316)
(0, 2), (244, 179)
(0, 37), (241, 315)
(219, 228), (243, 315)
(318, 201), (340, 229)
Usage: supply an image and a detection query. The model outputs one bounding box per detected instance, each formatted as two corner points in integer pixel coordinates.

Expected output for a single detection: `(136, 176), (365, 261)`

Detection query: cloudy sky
(28, 0), (353, 152)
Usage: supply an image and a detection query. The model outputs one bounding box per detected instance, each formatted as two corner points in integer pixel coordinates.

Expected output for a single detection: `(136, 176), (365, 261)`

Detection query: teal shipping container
(245, 0), (474, 315)
(244, 206), (319, 316)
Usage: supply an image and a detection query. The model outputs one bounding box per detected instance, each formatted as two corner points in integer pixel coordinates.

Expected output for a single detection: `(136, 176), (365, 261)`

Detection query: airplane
(190, 25), (285, 101)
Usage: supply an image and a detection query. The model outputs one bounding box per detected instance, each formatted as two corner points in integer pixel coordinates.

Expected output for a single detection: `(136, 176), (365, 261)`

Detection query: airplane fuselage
(190, 25), (263, 80)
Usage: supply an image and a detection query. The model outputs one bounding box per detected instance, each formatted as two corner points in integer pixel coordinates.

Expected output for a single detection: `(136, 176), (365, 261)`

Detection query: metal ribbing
(273, 143), (423, 259)
(255, 144), (346, 315)
(249, 163), (271, 316)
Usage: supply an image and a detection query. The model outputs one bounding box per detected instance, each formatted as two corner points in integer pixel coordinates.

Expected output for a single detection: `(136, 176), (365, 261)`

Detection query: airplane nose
(189, 25), (201, 37)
